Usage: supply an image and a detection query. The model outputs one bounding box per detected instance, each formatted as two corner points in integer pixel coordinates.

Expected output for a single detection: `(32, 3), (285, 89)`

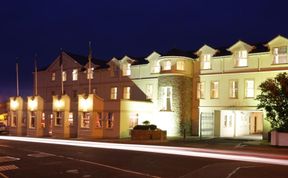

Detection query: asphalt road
(0, 139), (287, 178)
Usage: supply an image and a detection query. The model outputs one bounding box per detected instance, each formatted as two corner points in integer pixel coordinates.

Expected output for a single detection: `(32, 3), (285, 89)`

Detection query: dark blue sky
(1, 0), (288, 101)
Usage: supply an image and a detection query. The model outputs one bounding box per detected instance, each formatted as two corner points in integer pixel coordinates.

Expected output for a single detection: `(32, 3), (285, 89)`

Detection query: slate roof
(164, 48), (198, 59)
(65, 51), (109, 68)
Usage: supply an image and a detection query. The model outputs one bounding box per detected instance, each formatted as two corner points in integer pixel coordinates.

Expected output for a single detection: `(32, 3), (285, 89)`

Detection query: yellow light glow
(55, 99), (64, 109)
(79, 97), (92, 112)
(10, 99), (19, 111)
(28, 99), (38, 111)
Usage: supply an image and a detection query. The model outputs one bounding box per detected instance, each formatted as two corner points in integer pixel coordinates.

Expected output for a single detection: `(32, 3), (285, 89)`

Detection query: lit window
(87, 68), (94, 79)
(96, 112), (102, 128)
(245, 80), (254, 98)
(146, 84), (153, 99)
(123, 87), (131, 99)
(163, 60), (171, 70)
(162, 87), (172, 111)
(176, 61), (184, 70)
(201, 54), (211, 69)
(107, 112), (114, 128)
(151, 61), (160, 73)
(62, 71), (67, 81)
(273, 46), (287, 64)
(235, 50), (248, 67)
(68, 112), (73, 126)
(122, 63), (131, 76)
(81, 112), (90, 128)
(41, 113), (45, 128)
(29, 111), (36, 128)
(52, 72), (56, 81)
(197, 82), (205, 99)
(72, 69), (78, 81)
(110, 87), (117, 100)
(211, 81), (219, 99)
(55, 111), (63, 126)
(229, 80), (238, 98)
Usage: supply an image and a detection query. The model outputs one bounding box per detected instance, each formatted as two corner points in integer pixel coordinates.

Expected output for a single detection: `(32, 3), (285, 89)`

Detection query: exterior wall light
(28, 98), (38, 111)
(10, 98), (19, 111)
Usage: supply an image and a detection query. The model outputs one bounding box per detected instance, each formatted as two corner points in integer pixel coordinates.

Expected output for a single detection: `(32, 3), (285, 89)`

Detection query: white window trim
(72, 69), (78, 81)
(229, 80), (238, 98)
(110, 87), (117, 100)
(201, 54), (211, 70)
(176, 61), (185, 71)
(245, 79), (255, 98)
(123, 87), (131, 100)
(210, 81), (219, 99)
(235, 50), (248, 67)
(163, 60), (172, 71)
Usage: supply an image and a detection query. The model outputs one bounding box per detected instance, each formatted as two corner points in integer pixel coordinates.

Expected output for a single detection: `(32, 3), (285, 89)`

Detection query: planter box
(131, 130), (167, 140)
(271, 131), (288, 146)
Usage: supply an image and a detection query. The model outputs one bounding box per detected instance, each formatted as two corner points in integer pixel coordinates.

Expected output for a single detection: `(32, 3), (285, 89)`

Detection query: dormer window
(273, 46), (287, 64)
(235, 50), (248, 67)
(151, 61), (160, 73)
(163, 60), (171, 70)
(201, 54), (211, 69)
(122, 63), (131, 76)
(176, 61), (184, 71)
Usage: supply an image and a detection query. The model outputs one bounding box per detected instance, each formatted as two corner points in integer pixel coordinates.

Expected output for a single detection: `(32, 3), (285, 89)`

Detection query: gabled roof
(266, 35), (288, 47)
(164, 48), (197, 59)
(65, 51), (108, 68)
(195, 45), (218, 56)
(227, 40), (254, 52)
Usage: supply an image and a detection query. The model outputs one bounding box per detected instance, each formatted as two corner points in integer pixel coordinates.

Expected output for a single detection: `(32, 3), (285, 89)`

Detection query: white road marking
(0, 156), (20, 163)
(226, 166), (256, 178)
(1, 136), (288, 166)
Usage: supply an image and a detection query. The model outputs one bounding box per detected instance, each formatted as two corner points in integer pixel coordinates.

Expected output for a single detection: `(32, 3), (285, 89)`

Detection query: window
(107, 112), (114, 128)
(110, 87), (117, 100)
(162, 87), (172, 111)
(29, 111), (36, 128)
(123, 87), (131, 99)
(163, 60), (171, 70)
(211, 81), (219, 99)
(273, 46), (287, 64)
(81, 112), (90, 128)
(229, 80), (238, 98)
(62, 71), (67, 81)
(201, 54), (211, 69)
(55, 111), (63, 126)
(52, 72), (56, 81)
(41, 113), (45, 128)
(87, 68), (94, 79)
(11, 111), (17, 127)
(68, 112), (73, 126)
(235, 50), (248, 67)
(146, 84), (153, 99)
(96, 112), (102, 128)
(111, 66), (120, 77)
(197, 82), (205, 99)
(122, 63), (131, 76)
(245, 79), (254, 98)
(176, 61), (184, 70)
(72, 69), (78, 81)
(151, 61), (160, 73)
(129, 113), (138, 129)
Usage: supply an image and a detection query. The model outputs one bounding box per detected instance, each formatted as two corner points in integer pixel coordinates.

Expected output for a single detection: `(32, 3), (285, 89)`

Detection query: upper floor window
(52, 72), (56, 81)
(229, 80), (238, 98)
(110, 87), (117, 100)
(146, 84), (153, 99)
(210, 81), (219, 99)
(123, 87), (131, 99)
(245, 79), (254, 98)
(87, 68), (94, 79)
(163, 60), (171, 71)
(235, 50), (248, 67)
(273, 46), (287, 64)
(197, 82), (205, 99)
(111, 66), (120, 77)
(62, 71), (67, 81)
(162, 86), (172, 111)
(72, 69), (78, 81)
(151, 61), (160, 73)
(201, 54), (211, 69)
(176, 61), (185, 71)
(122, 63), (131, 76)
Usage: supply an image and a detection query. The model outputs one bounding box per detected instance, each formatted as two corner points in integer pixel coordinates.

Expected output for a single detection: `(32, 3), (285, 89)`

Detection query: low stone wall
(131, 130), (167, 140)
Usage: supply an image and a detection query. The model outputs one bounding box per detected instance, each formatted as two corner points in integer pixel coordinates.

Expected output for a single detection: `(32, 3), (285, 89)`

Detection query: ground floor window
(55, 111), (63, 126)
(11, 111), (17, 127)
(29, 111), (36, 128)
(96, 112), (102, 128)
(81, 112), (90, 128)
(107, 112), (114, 128)
(68, 112), (73, 126)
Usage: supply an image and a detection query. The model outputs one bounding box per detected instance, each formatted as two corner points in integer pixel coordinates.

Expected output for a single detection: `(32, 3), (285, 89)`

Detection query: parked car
(0, 123), (8, 134)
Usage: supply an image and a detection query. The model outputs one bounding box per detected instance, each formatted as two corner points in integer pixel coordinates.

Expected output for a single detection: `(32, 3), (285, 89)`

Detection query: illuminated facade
(36, 51), (196, 138)
(8, 35), (288, 139)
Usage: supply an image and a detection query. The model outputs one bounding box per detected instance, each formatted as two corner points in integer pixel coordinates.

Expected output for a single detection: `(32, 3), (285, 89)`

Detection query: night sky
(1, 0), (288, 102)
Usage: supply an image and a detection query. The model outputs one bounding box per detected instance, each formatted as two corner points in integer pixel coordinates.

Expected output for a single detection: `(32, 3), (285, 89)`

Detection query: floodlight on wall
(28, 98), (38, 111)
(55, 99), (64, 110)
(79, 96), (92, 112)
(10, 99), (19, 111)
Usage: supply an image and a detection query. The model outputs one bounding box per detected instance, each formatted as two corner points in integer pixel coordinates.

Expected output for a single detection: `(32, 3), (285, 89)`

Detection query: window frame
(229, 80), (238, 99)
(245, 79), (255, 98)
(210, 81), (219, 99)
(110, 87), (118, 100)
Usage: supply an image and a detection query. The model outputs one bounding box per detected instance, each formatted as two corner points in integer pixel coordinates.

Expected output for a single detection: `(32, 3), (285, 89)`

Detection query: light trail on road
(1, 136), (288, 166)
